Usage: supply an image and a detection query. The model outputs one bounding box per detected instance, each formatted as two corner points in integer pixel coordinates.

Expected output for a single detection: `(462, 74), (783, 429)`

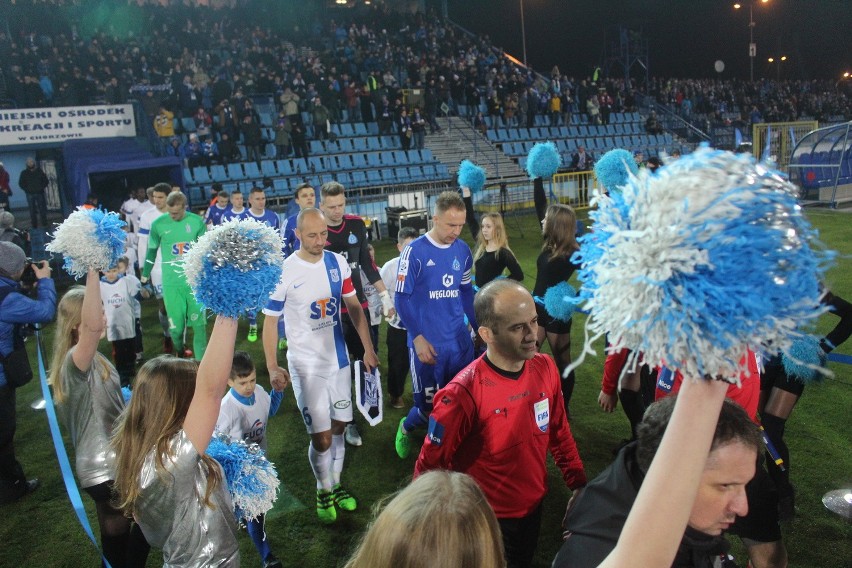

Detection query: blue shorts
(405, 331), (474, 430)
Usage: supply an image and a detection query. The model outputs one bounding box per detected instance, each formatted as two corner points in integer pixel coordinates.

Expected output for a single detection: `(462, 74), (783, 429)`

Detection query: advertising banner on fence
(0, 104), (136, 146)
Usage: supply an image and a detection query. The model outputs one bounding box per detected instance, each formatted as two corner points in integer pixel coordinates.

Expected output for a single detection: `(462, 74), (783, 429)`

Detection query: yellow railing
(752, 121), (818, 172)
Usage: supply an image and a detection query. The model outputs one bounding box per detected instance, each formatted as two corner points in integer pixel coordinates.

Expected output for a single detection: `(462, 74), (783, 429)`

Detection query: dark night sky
(446, 0), (852, 81)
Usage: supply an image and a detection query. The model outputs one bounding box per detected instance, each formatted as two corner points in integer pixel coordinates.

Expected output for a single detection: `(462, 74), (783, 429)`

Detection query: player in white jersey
(136, 183), (173, 354)
(262, 208), (378, 524)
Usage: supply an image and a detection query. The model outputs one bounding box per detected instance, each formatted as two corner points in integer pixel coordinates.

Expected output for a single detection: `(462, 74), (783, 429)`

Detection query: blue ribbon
(35, 330), (112, 568)
(827, 353), (852, 365)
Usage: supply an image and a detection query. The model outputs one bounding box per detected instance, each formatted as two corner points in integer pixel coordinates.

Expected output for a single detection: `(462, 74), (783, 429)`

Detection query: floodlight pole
(748, 2), (755, 82)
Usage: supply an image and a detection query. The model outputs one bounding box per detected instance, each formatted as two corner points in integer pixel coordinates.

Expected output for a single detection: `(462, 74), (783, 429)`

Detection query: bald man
(415, 279), (586, 567)
(262, 208), (377, 524)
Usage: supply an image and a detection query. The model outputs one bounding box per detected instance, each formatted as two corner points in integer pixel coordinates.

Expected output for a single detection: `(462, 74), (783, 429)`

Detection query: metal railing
(445, 117), (502, 178)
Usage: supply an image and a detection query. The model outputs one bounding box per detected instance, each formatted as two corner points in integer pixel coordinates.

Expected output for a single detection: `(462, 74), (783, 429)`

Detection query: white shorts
(289, 365), (352, 434)
(150, 263), (163, 299)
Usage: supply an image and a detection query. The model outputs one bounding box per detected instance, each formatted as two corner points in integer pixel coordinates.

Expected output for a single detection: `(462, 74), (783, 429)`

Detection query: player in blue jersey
(204, 190), (231, 227)
(282, 182), (316, 257)
(221, 189), (249, 222)
(393, 191), (477, 459)
(244, 186), (281, 342)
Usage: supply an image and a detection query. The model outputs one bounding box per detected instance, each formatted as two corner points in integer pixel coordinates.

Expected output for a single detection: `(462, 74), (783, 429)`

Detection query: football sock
(308, 443), (332, 490)
(331, 434), (345, 485)
(246, 515), (272, 561)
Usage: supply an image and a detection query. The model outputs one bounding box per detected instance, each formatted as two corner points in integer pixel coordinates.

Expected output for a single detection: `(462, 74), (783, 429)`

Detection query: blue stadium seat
(308, 157), (326, 172)
(244, 162), (262, 179)
(337, 172), (352, 187)
(351, 170), (367, 187)
(310, 140), (325, 155)
(367, 153), (382, 167)
(339, 123), (355, 137)
(367, 123), (380, 135)
(366, 137), (381, 151)
(352, 153), (368, 168)
(366, 169), (382, 185)
(181, 118), (196, 133)
(272, 178), (289, 193)
(379, 151), (395, 165)
(292, 158), (309, 174)
(261, 160), (277, 177)
(352, 138), (368, 152)
(380, 136), (397, 149)
(337, 138), (354, 153)
(210, 165), (228, 182)
(393, 151), (409, 165)
(354, 123), (368, 136)
(276, 159), (293, 175)
(226, 163), (247, 180)
(337, 155), (353, 170)
(393, 167), (410, 183)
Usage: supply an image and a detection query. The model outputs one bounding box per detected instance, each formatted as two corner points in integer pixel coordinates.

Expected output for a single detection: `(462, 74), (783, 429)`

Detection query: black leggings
(83, 482), (150, 568)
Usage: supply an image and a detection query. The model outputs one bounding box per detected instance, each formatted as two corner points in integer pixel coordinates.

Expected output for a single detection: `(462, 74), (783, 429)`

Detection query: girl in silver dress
(112, 316), (240, 568)
(50, 270), (149, 567)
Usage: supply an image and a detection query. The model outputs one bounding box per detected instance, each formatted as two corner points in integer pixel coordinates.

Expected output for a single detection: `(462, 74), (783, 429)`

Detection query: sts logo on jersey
(310, 297), (339, 319)
(171, 242), (191, 256)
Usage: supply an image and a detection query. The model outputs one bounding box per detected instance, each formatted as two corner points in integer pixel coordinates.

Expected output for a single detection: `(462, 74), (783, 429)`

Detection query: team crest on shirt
(534, 399), (550, 432)
(442, 274), (453, 288)
(185, 223), (192, 233)
(348, 232), (358, 244)
(452, 257), (460, 271)
(329, 268), (340, 282)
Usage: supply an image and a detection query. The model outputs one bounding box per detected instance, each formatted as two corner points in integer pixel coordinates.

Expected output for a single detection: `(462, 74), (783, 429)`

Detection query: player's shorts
(289, 365), (353, 434)
(410, 330), (474, 416)
(760, 360), (805, 396)
(150, 264), (164, 299)
(536, 303), (572, 335)
(162, 280), (206, 331)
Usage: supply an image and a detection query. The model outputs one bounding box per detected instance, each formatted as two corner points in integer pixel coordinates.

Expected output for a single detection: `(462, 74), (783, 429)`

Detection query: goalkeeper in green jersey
(141, 191), (208, 359)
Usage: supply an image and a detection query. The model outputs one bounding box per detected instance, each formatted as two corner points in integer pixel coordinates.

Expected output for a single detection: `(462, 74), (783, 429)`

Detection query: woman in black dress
(473, 213), (523, 289)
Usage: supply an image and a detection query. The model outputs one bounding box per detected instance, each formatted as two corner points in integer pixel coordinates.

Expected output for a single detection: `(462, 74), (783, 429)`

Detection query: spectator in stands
(549, 92), (562, 126)
(291, 120), (310, 159)
(18, 158), (49, 228)
(473, 111), (488, 136)
(274, 111), (292, 159)
(504, 93), (518, 128)
(164, 137), (184, 160)
(646, 156), (661, 174)
(586, 95), (601, 126)
(183, 134), (204, 169)
(645, 111), (663, 135)
(487, 91), (503, 125)
(201, 136), (220, 167)
(377, 96), (393, 135)
(312, 97), (330, 141)
(398, 107), (413, 152)
(0, 163), (10, 212)
(0, 212), (27, 252)
(241, 114), (264, 164)
(410, 106), (427, 150)
(153, 106), (175, 140)
(193, 106), (213, 138)
(216, 99), (239, 140)
(218, 132), (242, 166)
(103, 77), (126, 105)
(280, 87), (301, 126)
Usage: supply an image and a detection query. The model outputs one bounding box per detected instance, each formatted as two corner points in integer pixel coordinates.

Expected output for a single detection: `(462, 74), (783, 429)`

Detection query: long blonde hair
(542, 203), (579, 261)
(345, 471), (505, 568)
(474, 212), (512, 261)
(49, 286), (110, 404)
(111, 356), (222, 515)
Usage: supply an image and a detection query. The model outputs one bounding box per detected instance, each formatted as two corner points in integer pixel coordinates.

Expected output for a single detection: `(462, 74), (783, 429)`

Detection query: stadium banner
(0, 104), (136, 146)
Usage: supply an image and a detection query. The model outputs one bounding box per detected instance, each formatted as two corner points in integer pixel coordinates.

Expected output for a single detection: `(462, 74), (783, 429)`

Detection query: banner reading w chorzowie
(0, 104), (136, 146)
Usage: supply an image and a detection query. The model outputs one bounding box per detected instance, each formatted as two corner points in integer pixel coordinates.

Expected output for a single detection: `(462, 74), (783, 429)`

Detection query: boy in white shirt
(216, 351), (284, 568)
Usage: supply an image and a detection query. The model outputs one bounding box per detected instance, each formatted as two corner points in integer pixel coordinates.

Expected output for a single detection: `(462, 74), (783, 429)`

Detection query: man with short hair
(18, 158), (49, 228)
(415, 280), (586, 568)
(137, 183), (172, 353)
(261, 208), (378, 524)
(204, 190), (231, 227)
(282, 183), (316, 258)
(142, 191), (207, 359)
(553, 393), (762, 568)
(394, 191), (477, 459)
(319, 182), (395, 446)
(222, 189), (248, 221)
(244, 186), (280, 342)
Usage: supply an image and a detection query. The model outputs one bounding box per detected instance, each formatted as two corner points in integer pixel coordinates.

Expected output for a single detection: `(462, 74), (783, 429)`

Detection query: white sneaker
(344, 423), (363, 447)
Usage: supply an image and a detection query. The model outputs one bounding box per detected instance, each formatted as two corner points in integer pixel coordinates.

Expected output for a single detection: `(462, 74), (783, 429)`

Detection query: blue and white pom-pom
(569, 144), (831, 383)
(782, 335), (828, 384)
(45, 208), (126, 278)
(457, 160), (486, 193)
(207, 434), (280, 522)
(181, 218), (284, 318)
(594, 149), (638, 193)
(542, 281), (578, 323)
(526, 141), (561, 179)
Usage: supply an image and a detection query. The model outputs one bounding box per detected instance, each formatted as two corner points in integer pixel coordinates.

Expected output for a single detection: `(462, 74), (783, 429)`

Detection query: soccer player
(204, 190), (231, 227)
(281, 182), (316, 257)
(245, 186), (280, 342)
(394, 191), (477, 459)
(319, 182), (395, 447)
(261, 208), (378, 524)
(222, 189), (248, 221)
(141, 191), (207, 360)
(415, 280), (586, 567)
(136, 183), (172, 354)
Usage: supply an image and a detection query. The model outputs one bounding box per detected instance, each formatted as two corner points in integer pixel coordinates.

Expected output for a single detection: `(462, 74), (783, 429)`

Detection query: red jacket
(415, 353), (586, 518)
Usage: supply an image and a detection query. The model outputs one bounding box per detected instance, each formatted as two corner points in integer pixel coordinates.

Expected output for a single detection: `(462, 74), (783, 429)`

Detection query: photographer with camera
(0, 241), (56, 503)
